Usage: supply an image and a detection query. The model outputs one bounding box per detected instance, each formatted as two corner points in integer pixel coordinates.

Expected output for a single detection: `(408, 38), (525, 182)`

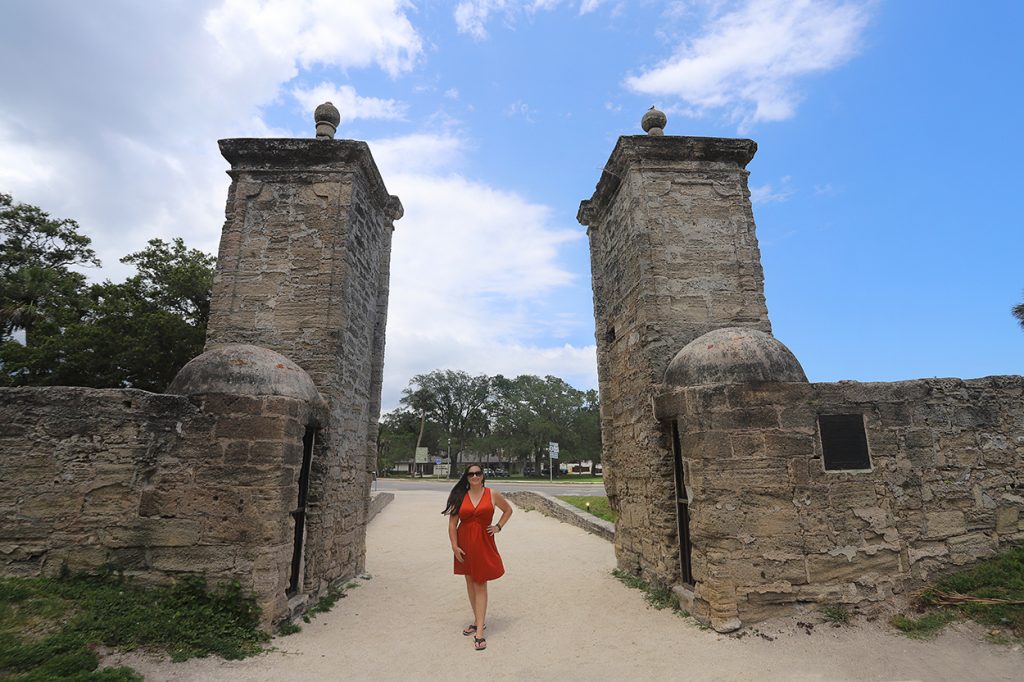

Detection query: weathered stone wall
(367, 491), (394, 524)
(578, 135), (772, 585)
(504, 491), (615, 542)
(656, 376), (1024, 629)
(0, 386), (313, 622)
(207, 139), (401, 597)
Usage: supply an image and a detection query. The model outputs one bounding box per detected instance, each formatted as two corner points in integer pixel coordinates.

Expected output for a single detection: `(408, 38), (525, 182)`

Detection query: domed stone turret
(665, 327), (807, 387)
(168, 343), (325, 407)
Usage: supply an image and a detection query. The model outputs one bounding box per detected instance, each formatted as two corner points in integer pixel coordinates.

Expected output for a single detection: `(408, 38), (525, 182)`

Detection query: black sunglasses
(467, 470), (484, 477)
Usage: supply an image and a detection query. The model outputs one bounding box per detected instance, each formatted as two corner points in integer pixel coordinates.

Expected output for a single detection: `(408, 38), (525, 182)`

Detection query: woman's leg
(464, 574), (477, 613)
(472, 580), (488, 638)
(462, 575), (479, 634)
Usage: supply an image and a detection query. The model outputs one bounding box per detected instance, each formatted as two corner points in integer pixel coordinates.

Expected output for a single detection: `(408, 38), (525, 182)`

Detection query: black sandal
(474, 636), (487, 651)
(462, 623), (485, 636)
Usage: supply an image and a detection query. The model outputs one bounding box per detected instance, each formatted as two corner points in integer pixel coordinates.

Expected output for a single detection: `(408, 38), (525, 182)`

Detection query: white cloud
(626, 0), (871, 127)
(750, 175), (793, 203)
(454, 0), (611, 39)
(371, 133), (466, 176)
(444, 87), (461, 100)
(749, 183), (789, 204)
(454, 1), (509, 40)
(292, 83), (407, 124)
(506, 100), (536, 121)
(0, 1), (424, 281)
(205, 0), (422, 78)
(370, 132), (593, 409)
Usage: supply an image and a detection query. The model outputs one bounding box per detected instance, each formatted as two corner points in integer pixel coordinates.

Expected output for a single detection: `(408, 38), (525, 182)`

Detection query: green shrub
(0, 572), (270, 680)
(821, 604), (851, 625)
(612, 569), (688, 616)
(890, 612), (954, 639)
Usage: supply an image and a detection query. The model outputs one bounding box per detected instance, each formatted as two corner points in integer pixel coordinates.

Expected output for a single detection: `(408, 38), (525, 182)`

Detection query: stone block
(947, 532), (997, 565)
(778, 403), (817, 432)
(149, 545), (239, 574)
(764, 432), (815, 458)
(680, 431), (731, 460)
(214, 416), (289, 441)
(99, 519), (201, 548)
(806, 549), (900, 583)
(907, 542), (949, 565)
(788, 458), (810, 486)
(925, 511), (966, 539)
(995, 506), (1020, 535)
(710, 407), (778, 431)
(826, 482), (877, 509)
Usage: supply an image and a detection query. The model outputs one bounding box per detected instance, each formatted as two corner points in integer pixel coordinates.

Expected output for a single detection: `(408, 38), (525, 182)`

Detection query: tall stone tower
(578, 110), (770, 585)
(206, 102), (402, 595)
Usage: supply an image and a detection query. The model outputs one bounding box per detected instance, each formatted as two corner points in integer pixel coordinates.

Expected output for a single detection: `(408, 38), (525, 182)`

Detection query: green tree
(0, 192), (99, 346)
(377, 407), (443, 474)
(0, 214), (215, 390)
(399, 370), (492, 463)
(1013, 293), (1024, 330)
(573, 388), (602, 463)
(489, 374), (593, 474)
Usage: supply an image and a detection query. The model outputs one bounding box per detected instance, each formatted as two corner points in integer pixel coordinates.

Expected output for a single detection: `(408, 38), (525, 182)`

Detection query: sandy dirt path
(113, 490), (1020, 681)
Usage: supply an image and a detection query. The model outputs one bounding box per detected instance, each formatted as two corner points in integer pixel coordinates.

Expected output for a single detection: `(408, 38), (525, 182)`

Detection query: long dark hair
(442, 463), (486, 515)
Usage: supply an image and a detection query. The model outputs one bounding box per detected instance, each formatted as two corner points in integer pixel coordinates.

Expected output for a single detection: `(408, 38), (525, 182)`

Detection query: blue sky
(1, 1), (1021, 410)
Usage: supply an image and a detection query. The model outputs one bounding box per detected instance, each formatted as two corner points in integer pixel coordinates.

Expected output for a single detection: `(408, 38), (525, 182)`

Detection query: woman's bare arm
(449, 512), (465, 561)
(488, 490), (513, 535)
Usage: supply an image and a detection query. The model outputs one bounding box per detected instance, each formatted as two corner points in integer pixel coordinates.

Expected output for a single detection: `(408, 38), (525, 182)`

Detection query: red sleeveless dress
(453, 487), (505, 582)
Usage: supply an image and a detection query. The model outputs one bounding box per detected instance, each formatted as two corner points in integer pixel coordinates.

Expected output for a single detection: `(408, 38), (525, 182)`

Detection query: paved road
(374, 477), (607, 497)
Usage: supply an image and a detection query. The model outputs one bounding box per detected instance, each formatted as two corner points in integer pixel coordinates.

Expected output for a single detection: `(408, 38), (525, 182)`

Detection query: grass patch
(299, 577), (365, 624)
(612, 569), (687, 616)
(891, 543), (1024, 641)
(0, 572), (269, 680)
(890, 611), (955, 639)
(821, 604), (852, 626)
(275, 621), (302, 636)
(557, 496), (617, 523)
(921, 544), (1024, 638)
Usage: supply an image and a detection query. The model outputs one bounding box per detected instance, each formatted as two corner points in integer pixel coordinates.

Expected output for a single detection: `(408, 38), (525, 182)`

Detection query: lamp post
(447, 436), (452, 478)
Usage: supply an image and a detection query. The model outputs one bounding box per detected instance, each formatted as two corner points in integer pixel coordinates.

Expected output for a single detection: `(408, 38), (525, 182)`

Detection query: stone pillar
(578, 133), (771, 586)
(207, 135), (402, 596)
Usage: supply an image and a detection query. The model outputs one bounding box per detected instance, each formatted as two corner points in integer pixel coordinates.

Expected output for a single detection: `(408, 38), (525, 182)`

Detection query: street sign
(414, 447), (429, 464)
(549, 442), (559, 460)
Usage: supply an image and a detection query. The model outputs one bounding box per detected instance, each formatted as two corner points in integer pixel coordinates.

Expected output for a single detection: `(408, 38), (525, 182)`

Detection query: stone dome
(665, 328), (807, 387)
(168, 344), (324, 405)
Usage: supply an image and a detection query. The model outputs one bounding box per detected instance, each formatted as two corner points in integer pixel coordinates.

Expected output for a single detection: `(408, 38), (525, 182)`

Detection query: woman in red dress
(443, 463), (512, 651)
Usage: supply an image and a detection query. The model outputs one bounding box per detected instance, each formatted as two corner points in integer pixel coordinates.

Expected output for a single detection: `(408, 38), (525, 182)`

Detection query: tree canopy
(0, 193), (215, 391)
(1014, 293), (1024, 330)
(382, 368), (601, 474)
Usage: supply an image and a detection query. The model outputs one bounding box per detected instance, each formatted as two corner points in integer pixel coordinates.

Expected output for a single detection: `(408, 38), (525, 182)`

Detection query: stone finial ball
(314, 101), (341, 139)
(641, 106), (667, 136)
(315, 101), (341, 127)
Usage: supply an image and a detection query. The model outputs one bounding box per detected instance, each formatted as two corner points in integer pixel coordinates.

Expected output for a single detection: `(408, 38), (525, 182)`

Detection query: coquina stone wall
(655, 375), (1024, 630)
(0, 385), (316, 623)
(578, 135), (772, 585)
(208, 137), (401, 599)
